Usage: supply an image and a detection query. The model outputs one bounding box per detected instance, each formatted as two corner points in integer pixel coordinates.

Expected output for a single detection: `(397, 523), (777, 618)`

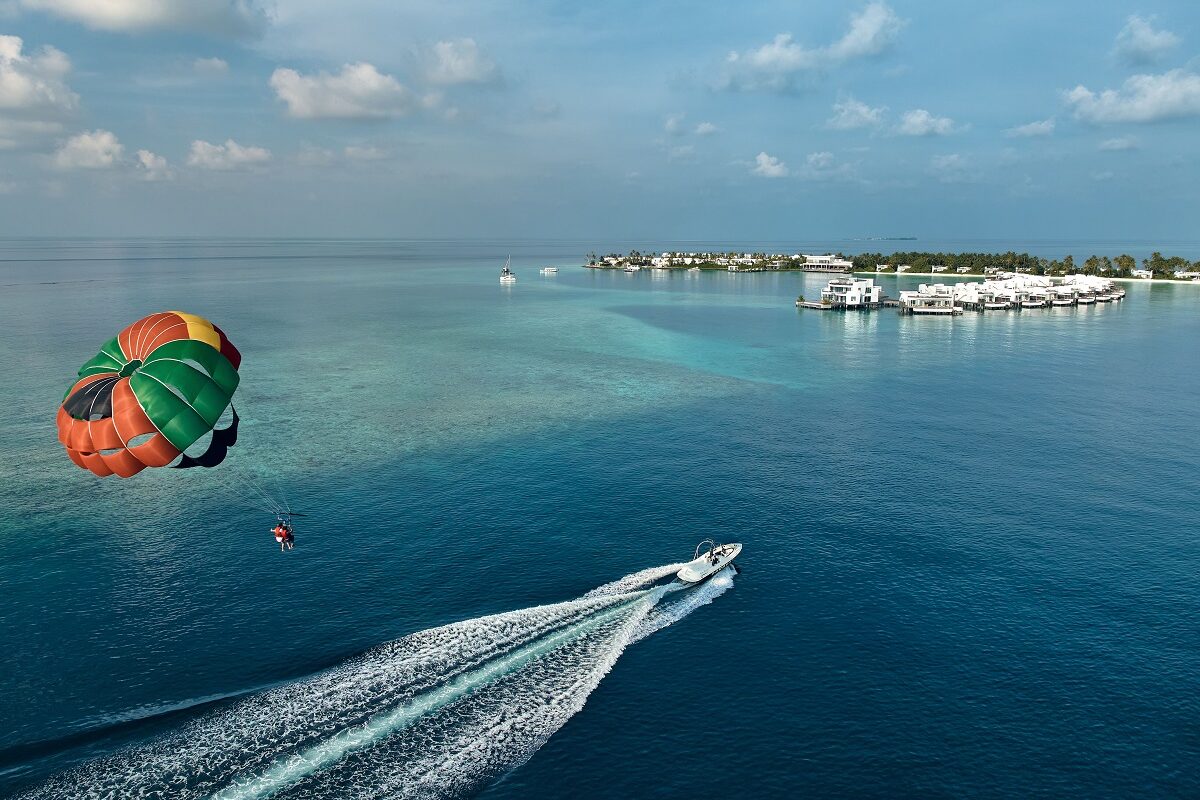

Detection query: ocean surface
(0, 238), (1197, 799)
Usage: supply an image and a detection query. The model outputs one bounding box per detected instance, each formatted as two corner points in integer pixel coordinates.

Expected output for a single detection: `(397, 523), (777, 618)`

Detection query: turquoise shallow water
(1, 239), (1198, 798)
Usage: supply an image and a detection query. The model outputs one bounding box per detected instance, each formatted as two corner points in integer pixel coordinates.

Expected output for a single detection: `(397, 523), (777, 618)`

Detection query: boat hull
(676, 542), (742, 583)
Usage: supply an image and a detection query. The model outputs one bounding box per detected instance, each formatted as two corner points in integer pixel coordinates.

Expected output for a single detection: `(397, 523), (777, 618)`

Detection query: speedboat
(500, 256), (516, 284)
(676, 539), (742, 584)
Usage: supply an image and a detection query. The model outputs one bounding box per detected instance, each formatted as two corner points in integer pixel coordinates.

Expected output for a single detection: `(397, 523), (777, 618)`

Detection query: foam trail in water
(21, 565), (732, 800)
(633, 567), (735, 644)
(582, 563), (685, 598)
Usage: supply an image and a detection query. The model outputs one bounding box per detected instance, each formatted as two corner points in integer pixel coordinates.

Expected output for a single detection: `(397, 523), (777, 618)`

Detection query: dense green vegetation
(850, 250), (1200, 279)
(586, 251), (814, 270)
(584, 249), (1200, 279)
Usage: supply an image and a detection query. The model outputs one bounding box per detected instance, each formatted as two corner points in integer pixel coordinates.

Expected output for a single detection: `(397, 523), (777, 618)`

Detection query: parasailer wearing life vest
(270, 513), (302, 551)
(272, 522), (293, 551)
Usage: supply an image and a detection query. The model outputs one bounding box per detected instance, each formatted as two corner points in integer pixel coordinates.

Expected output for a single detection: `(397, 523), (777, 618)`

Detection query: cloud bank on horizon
(0, 0), (1197, 238)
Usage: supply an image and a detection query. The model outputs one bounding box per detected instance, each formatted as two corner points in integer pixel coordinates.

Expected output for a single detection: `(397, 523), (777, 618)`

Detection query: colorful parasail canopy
(57, 311), (241, 478)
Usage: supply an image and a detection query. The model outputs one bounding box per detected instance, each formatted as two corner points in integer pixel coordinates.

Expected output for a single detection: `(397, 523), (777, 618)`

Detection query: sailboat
(500, 256), (516, 284)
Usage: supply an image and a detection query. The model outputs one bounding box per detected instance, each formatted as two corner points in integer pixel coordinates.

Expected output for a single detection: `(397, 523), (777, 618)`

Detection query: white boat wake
(21, 564), (735, 800)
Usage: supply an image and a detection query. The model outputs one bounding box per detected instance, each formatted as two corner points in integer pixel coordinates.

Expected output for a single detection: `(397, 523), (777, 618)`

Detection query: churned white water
(21, 564), (734, 800)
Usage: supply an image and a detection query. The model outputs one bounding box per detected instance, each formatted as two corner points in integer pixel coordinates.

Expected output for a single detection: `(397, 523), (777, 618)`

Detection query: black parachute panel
(174, 408), (240, 469)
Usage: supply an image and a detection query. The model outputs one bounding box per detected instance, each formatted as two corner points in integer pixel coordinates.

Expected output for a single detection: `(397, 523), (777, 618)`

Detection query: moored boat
(500, 256), (516, 284)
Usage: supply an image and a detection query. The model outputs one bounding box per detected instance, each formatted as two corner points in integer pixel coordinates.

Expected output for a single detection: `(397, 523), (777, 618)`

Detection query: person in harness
(271, 518), (295, 551)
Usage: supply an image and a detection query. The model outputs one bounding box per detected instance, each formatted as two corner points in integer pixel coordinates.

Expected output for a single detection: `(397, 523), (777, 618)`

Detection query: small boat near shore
(676, 540), (742, 584)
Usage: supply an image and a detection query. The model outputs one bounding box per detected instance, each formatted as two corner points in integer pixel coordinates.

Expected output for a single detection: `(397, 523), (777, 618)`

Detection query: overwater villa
(895, 274), (1124, 315)
(805, 277), (883, 309)
(898, 283), (961, 315)
(797, 277), (887, 310)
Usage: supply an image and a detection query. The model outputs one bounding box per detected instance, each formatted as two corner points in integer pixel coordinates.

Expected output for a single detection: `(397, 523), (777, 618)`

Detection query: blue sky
(0, 0), (1197, 239)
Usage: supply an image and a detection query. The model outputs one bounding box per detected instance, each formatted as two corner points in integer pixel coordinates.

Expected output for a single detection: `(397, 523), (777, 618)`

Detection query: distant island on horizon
(585, 249), (1200, 281)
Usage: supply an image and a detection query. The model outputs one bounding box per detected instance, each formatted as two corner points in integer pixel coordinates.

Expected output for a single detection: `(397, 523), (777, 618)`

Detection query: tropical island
(585, 250), (853, 271)
(585, 249), (1200, 281)
(851, 250), (1200, 280)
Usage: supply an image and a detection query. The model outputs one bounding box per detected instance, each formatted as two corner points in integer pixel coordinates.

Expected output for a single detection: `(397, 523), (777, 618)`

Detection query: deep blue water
(1, 239), (1198, 798)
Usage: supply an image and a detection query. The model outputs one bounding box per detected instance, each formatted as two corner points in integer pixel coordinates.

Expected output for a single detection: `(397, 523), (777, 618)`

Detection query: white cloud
(1091, 170), (1115, 181)
(728, 33), (818, 87)
(667, 143), (696, 161)
(825, 1), (906, 61)
(344, 144), (387, 161)
(296, 145), (335, 166)
(193, 56), (228, 75)
(424, 38), (499, 86)
(897, 108), (958, 136)
(1114, 15), (1180, 65)
(187, 138), (270, 170)
(135, 149), (172, 180)
(664, 112), (685, 136)
(694, 121), (718, 136)
(20, 0), (266, 37)
(826, 96), (885, 129)
(1098, 136), (1137, 151)
(795, 150), (860, 182)
(270, 63), (413, 120)
(0, 34), (76, 125)
(806, 151), (834, 169)
(54, 129), (122, 169)
(931, 153), (964, 170)
(722, 2), (904, 92)
(1065, 69), (1200, 123)
(930, 153), (973, 183)
(1005, 117), (1054, 137)
(295, 144), (388, 165)
(751, 151), (788, 178)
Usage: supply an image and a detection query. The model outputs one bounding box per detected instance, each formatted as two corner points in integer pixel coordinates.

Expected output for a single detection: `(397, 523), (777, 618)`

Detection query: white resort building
(800, 254), (854, 272)
(898, 283), (961, 315)
(896, 274), (1124, 315)
(819, 277), (882, 309)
